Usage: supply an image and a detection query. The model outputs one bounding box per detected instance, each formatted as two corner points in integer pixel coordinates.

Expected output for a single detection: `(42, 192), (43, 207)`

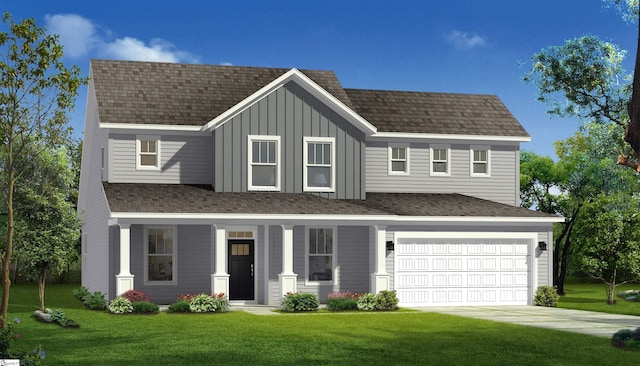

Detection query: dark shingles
(91, 60), (354, 126)
(103, 183), (556, 219)
(344, 89), (529, 137)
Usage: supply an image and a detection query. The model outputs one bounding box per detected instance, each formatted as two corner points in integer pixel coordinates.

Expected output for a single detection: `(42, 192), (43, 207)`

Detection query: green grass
(3, 284), (639, 365)
(558, 280), (640, 315)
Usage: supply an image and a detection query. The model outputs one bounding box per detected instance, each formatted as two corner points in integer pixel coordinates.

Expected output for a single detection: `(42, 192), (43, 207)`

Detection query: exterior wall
(268, 225), (283, 305)
(109, 134), (212, 184)
(366, 142), (519, 206)
(78, 78), (112, 296)
(214, 81), (366, 199)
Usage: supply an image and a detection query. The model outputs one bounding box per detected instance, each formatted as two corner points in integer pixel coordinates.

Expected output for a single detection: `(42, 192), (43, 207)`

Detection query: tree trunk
(38, 269), (46, 312)
(553, 207), (580, 295)
(624, 12), (640, 159)
(1, 147), (14, 329)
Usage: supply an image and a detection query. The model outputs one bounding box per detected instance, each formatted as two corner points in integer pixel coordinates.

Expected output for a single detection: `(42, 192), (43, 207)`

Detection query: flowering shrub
(356, 292), (376, 310)
(211, 293), (230, 312)
(109, 297), (133, 314)
(327, 292), (360, 311)
(121, 290), (151, 303)
(0, 317), (46, 365)
(189, 293), (216, 313)
(280, 292), (318, 312)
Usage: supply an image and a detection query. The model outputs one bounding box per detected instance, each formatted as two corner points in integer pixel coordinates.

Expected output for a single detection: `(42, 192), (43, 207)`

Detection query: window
(388, 145), (409, 175)
(307, 228), (335, 283)
(136, 136), (160, 170)
(248, 135), (280, 191)
(303, 137), (335, 192)
(430, 145), (450, 175)
(145, 226), (176, 284)
(471, 147), (490, 176)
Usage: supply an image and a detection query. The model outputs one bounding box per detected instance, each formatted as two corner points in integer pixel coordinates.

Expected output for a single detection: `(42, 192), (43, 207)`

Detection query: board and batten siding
(214, 81), (366, 199)
(366, 142), (519, 206)
(109, 134), (212, 184)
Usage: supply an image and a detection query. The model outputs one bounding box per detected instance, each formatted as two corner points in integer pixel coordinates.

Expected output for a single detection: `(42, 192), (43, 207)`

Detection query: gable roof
(345, 89), (529, 137)
(91, 60), (354, 126)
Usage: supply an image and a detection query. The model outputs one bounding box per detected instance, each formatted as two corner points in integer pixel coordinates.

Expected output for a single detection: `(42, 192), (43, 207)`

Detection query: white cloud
(444, 30), (487, 49)
(220, 62), (234, 66)
(45, 13), (199, 63)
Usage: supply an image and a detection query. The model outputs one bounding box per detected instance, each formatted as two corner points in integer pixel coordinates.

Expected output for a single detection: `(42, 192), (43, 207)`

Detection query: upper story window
(136, 135), (160, 170)
(430, 145), (450, 176)
(388, 145), (409, 175)
(145, 226), (176, 285)
(306, 227), (335, 284)
(303, 136), (335, 192)
(248, 135), (281, 191)
(471, 146), (490, 176)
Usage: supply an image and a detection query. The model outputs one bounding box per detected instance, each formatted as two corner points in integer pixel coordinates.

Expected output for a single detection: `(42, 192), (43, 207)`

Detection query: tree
(573, 194), (640, 304)
(12, 145), (79, 311)
(0, 13), (85, 328)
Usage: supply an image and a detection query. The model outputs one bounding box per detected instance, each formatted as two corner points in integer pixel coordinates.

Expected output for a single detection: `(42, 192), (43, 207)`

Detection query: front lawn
(558, 281), (640, 315)
(3, 284), (638, 365)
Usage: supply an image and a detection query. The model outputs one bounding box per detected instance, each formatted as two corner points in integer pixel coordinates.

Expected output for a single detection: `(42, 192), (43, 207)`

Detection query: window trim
(144, 225), (177, 286)
(305, 226), (337, 286)
(430, 144), (451, 176)
(247, 135), (281, 191)
(388, 144), (410, 175)
(470, 145), (491, 177)
(136, 135), (161, 170)
(303, 136), (336, 192)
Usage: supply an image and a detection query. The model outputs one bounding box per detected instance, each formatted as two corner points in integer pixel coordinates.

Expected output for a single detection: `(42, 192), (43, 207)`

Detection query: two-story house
(78, 59), (562, 307)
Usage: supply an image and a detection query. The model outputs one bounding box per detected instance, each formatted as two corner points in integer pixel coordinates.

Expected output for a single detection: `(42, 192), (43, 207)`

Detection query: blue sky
(4, 0), (638, 157)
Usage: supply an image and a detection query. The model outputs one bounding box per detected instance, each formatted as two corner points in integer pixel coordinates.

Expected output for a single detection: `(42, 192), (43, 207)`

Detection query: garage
(394, 234), (534, 306)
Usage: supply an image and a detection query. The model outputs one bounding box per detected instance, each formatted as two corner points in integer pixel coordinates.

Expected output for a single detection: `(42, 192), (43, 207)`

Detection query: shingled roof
(91, 60), (354, 126)
(103, 183), (556, 219)
(91, 60), (528, 137)
(344, 89), (529, 137)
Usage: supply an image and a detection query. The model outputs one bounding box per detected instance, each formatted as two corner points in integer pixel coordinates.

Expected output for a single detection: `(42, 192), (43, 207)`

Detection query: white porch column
(116, 223), (134, 295)
(211, 225), (229, 296)
(278, 225), (297, 295)
(371, 225), (390, 293)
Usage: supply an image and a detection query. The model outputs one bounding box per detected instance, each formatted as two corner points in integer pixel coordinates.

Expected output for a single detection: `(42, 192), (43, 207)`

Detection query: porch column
(211, 225), (229, 296)
(278, 225), (297, 295)
(116, 223), (134, 295)
(371, 225), (390, 293)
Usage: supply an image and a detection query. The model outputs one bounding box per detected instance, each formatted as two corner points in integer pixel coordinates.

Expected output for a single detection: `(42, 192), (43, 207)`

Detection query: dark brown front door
(228, 239), (254, 301)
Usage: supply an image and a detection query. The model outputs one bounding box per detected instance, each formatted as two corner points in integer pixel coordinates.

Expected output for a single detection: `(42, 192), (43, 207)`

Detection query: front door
(228, 239), (255, 301)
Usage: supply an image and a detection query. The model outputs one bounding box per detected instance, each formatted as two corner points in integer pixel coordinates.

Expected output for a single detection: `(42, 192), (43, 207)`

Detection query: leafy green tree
(0, 13), (85, 328)
(573, 194), (640, 304)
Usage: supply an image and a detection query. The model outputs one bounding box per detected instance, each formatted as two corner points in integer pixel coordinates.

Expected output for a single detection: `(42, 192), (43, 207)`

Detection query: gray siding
(366, 142), (519, 206)
(268, 225), (283, 305)
(109, 134), (212, 184)
(214, 82), (366, 199)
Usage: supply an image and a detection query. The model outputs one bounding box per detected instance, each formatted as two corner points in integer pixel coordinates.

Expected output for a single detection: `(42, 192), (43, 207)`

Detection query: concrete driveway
(419, 306), (640, 338)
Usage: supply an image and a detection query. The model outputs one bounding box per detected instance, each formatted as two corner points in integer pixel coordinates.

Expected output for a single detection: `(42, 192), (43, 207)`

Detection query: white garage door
(396, 238), (531, 306)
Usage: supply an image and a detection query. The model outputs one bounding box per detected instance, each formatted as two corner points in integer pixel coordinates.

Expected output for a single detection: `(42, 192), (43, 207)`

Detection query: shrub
(357, 292), (376, 310)
(49, 309), (66, 324)
(83, 291), (107, 310)
(189, 293), (216, 313)
(167, 299), (190, 313)
(109, 297), (133, 314)
(533, 285), (559, 307)
(374, 290), (399, 311)
(72, 286), (90, 301)
(121, 290), (151, 303)
(280, 292), (318, 312)
(326, 292), (359, 311)
(132, 301), (159, 314)
(211, 293), (230, 312)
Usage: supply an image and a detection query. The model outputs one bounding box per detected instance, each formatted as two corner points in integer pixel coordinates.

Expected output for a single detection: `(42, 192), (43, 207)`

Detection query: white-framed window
(248, 135), (281, 191)
(430, 145), (450, 176)
(303, 136), (335, 192)
(470, 146), (491, 176)
(306, 227), (336, 284)
(136, 135), (161, 170)
(144, 226), (177, 285)
(388, 145), (410, 175)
